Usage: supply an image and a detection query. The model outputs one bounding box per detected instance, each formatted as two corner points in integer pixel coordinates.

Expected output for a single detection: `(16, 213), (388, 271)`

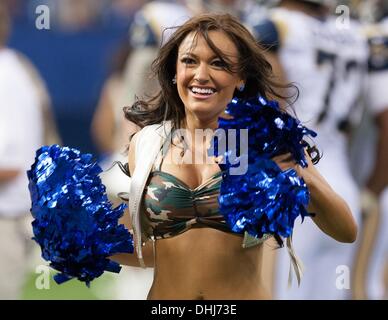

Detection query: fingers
(272, 152), (294, 163)
(272, 153), (304, 174)
(277, 162), (296, 172)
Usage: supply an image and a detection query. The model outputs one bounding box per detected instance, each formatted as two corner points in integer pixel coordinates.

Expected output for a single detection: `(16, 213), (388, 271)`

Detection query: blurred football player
(249, 0), (369, 299)
(350, 2), (388, 299)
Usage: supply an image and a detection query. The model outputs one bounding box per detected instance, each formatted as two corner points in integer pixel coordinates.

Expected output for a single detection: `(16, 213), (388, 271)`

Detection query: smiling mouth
(189, 86), (217, 96)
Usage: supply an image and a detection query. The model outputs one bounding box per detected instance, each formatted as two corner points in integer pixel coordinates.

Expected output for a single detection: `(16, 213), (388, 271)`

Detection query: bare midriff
(146, 228), (270, 300)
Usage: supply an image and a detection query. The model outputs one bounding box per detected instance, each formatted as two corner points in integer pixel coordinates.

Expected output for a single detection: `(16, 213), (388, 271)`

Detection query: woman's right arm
(109, 132), (155, 268)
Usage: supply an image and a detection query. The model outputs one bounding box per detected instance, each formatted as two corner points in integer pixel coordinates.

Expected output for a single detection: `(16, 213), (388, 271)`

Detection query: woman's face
(176, 30), (243, 123)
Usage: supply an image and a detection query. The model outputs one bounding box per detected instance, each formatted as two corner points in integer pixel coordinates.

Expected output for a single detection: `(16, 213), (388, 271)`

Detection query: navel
(195, 291), (205, 300)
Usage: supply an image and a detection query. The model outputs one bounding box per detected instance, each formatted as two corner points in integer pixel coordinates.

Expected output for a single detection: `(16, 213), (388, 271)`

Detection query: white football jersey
(252, 7), (369, 153)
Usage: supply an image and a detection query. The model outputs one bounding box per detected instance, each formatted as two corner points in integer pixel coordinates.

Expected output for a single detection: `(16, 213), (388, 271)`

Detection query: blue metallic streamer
(210, 95), (317, 240)
(27, 145), (133, 286)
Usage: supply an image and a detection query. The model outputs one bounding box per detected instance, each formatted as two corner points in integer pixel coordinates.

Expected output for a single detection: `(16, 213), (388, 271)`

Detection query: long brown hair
(124, 13), (297, 132)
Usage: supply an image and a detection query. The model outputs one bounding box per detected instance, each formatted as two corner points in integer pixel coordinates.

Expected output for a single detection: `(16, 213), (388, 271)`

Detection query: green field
(22, 269), (119, 300)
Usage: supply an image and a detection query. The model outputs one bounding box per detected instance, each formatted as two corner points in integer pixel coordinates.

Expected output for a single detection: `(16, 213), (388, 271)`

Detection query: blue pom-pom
(212, 95), (317, 168)
(219, 158), (310, 239)
(27, 145), (133, 286)
(210, 95), (317, 240)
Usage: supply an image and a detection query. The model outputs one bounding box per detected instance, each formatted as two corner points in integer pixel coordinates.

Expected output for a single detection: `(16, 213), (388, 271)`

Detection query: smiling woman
(115, 13), (357, 300)
(175, 31), (244, 124)
(124, 13), (291, 131)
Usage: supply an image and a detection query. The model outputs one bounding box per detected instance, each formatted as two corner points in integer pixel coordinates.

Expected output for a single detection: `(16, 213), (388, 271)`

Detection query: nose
(194, 62), (210, 84)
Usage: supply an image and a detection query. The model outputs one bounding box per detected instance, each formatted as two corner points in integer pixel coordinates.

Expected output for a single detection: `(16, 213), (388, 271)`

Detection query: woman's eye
(212, 60), (228, 68)
(181, 57), (195, 65)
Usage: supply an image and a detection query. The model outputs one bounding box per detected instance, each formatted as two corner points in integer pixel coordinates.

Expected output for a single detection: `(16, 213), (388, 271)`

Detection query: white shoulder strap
(128, 121), (172, 267)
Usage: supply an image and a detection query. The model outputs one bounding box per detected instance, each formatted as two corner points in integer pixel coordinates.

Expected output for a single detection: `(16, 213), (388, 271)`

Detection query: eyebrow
(178, 52), (221, 60)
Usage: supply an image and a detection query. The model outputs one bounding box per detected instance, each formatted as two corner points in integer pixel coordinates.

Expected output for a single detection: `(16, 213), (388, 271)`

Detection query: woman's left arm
(274, 153), (358, 243)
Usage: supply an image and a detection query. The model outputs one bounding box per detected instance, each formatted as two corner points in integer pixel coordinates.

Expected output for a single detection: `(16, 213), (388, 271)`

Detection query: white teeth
(191, 87), (215, 94)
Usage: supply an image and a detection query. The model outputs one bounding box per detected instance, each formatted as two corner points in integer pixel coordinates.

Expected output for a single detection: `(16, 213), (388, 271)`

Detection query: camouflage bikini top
(141, 152), (231, 240)
(141, 132), (272, 247)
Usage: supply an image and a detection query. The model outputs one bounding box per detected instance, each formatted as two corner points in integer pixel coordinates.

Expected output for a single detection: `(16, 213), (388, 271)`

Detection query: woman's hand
(272, 151), (357, 243)
(271, 151), (315, 187)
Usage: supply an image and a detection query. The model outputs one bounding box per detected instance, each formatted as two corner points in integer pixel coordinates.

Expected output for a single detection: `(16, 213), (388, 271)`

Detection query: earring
(172, 75), (177, 84)
(238, 83), (245, 92)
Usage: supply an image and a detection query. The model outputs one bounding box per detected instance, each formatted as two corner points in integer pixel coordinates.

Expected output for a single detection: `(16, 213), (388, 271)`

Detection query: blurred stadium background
(0, 0), (387, 300)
